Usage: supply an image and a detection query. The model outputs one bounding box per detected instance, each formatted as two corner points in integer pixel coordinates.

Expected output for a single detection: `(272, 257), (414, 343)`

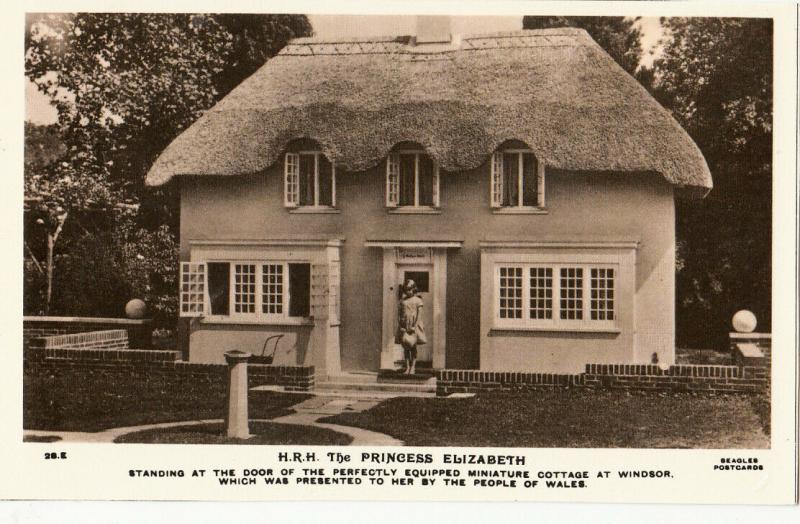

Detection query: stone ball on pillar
(125, 298), (147, 319)
(732, 310), (757, 333)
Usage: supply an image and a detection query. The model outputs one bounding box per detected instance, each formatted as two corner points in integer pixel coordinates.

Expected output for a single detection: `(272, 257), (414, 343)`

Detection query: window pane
(559, 267), (583, 320)
(180, 263), (205, 315)
(399, 154), (416, 206)
(418, 154), (434, 206)
(403, 271), (430, 293)
(207, 263), (230, 315)
(299, 154), (315, 206)
(318, 156), (333, 206)
(289, 263), (311, 317)
(498, 266), (523, 319)
(234, 264), (256, 314)
(522, 153), (538, 206)
(502, 152), (519, 206)
(261, 264), (284, 315)
(590, 267), (615, 320)
(529, 267), (552, 319)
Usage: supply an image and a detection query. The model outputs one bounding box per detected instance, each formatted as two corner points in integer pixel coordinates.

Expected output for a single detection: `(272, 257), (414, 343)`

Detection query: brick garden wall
(24, 338), (314, 392)
(27, 329), (131, 352)
(24, 316), (153, 349)
(436, 362), (769, 396)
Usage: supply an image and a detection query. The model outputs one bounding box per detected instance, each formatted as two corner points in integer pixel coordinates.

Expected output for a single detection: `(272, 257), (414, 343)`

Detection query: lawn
(24, 368), (309, 432)
(322, 389), (770, 448)
(114, 421), (352, 445)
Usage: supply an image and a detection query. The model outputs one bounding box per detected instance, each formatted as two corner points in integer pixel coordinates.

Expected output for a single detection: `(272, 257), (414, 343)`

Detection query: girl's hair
(403, 279), (417, 295)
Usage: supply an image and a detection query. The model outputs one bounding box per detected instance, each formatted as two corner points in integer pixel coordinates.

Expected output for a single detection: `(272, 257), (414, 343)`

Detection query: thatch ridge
(146, 28), (712, 196)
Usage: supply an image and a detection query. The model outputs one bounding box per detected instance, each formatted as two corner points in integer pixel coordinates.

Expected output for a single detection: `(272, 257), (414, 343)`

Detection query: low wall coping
(35, 329), (128, 348)
(24, 316), (151, 326)
(729, 332), (771, 340)
(736, 343), (765, 358)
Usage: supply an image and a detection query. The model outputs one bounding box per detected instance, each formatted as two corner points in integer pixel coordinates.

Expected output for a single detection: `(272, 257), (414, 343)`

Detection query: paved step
(324, 372), (380, 384)
(377, 370), (436, 383)
(251, 384), (435, 399)
(317, 381), (436, 394)
(315, 389), (438, 399)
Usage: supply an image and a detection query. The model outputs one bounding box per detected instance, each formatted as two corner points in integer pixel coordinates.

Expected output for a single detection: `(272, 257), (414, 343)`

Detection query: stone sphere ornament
(732, 310), (757, 333)
(125, 299), (147, 319)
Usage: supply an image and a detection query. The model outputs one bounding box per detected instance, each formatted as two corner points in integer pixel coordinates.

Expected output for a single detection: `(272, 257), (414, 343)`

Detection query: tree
(24, 123), (120, 313)
(653, 18), (772, 348)
(522, 16), (643, 74)
(25, 14), (312, 322)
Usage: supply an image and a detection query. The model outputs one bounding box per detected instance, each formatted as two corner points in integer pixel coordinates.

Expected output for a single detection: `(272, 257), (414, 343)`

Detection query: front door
(395, 264), (434, 363)
(377, 245), (449, 371)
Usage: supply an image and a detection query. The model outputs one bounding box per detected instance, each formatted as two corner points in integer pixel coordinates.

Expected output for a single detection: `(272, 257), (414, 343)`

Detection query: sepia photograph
(20, 10), (777, 452)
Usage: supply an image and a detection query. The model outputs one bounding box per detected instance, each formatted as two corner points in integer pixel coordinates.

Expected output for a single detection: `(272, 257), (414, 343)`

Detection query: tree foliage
(522, 16), (643, 74)
(652, 18), (772, 348)
(24, 13), (312, 323)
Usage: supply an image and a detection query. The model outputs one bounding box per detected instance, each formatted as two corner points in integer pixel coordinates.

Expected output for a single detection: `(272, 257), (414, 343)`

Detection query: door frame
(394, 262), (435, 363)
(378, 246), (447, 370)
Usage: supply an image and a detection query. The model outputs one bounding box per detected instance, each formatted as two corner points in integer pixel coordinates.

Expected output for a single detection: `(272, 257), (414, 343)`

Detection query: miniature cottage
(145, 20), (712, 377)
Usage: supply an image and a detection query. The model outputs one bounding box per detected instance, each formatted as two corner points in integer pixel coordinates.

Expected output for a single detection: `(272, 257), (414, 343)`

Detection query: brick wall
(28, 329), (130, 352)
(24, 316), (153, 349)
(435, 370), (584, 395)
(582, 363), (769, 394)
(436, 363), (769, 396)
(24, 344), (314, 392)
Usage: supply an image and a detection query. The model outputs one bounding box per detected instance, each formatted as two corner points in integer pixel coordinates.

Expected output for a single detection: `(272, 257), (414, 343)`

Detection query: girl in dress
(397, 279), (425, 374)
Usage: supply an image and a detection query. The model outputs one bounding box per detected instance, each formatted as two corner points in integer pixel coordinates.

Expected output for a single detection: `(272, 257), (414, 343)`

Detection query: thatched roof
(145, 28), (712, 196)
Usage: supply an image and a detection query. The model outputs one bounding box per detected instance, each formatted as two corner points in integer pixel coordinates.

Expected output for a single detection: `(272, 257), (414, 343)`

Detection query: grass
(24, 368), (309, 432)
(322, 389), (770, 448)
(114, 421), (352, 445)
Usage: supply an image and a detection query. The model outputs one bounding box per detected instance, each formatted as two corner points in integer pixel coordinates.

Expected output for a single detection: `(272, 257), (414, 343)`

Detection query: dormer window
(284, 151), (336, 210)
(386, 150), (440, 211)
(490, 150), (545, 211)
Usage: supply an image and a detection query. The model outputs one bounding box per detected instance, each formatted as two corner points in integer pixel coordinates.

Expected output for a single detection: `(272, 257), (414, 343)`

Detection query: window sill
(491, 206), (548, 215)
(198, 317), (315, 327)
(387, 206), (442, 215)
(288, 207), (340, 214)
(490, 325), (621, 334)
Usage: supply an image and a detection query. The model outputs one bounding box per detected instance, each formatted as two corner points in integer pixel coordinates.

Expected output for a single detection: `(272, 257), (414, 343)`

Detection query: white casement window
(180, 263), (205, 316)
(284, 151), (336, 208)
(233, 264), (257, 314)
(179, 260), (312, 321)
(490, 150), (545, 209)
(589, 267), (615, 321)
(495, 263), (616, 330)
(386, 151), (440, 208)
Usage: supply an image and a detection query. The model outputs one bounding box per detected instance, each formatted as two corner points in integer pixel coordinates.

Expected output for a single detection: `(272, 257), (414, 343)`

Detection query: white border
(2, 0), (797, 511)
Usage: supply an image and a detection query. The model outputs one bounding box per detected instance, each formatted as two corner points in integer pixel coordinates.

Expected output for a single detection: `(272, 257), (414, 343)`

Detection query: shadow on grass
(23, 435), (62, 443)
(114, 421), (352, 445)
(321, 389), (770, 448)
(24, 368), (309, 432)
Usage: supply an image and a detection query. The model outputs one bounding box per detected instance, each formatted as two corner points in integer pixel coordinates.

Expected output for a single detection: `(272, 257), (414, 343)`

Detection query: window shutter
(491, 152), (503, 208)
(537, 160), (546, 208)
(328, 259), (341, 324)
(180, 262), (205, 317)
(386, 154), (400, 207)
(432, 161), (440, 207)
(331, 165), (337, 208)
(284, 153), (299, 207)
(310, 263), (329, 320)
